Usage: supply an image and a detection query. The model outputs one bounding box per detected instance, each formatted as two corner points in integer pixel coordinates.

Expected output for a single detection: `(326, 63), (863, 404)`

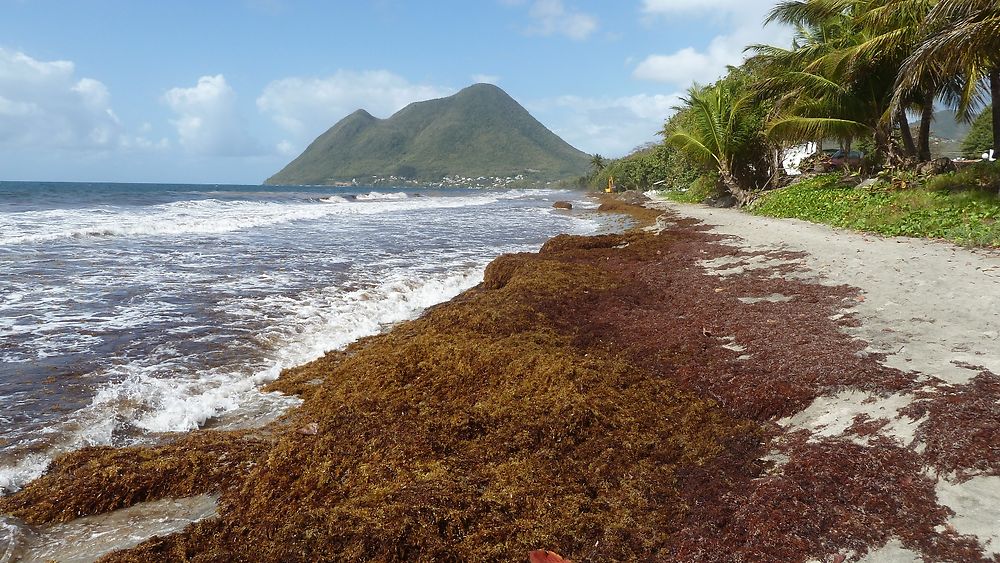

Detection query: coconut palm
(896, 0), (1000, 156)
(590, 154), (606, 172)
(749, 1), (893, 159)
(667, 71), (776, 206)
(753, 0), (942, 162)
(852, 0), (939, 160)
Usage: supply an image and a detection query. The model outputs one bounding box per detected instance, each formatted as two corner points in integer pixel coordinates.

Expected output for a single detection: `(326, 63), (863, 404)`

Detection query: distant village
(335, 172), (551, 189)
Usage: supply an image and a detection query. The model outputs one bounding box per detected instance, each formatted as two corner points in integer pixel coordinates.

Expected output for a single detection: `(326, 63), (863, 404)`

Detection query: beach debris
(529, 549), (572, 563)
(297, 422), (319, 436)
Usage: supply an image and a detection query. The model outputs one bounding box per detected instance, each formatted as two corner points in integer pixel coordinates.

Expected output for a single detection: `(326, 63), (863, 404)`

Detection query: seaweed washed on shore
(2, 198), (998, 561)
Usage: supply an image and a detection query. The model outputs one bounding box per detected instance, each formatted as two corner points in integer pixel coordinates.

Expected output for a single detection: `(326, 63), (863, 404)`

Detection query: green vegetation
(926, 160), (1000, 194)
(667, 69), (775, 206)
(266, 83), (590, 185)
(592, 0), (1000, 214)
(962, 106), (994, 158)
(658, 174), (719, 204)
(588, 144), (671, 192)
(751, 169), (1000, 246)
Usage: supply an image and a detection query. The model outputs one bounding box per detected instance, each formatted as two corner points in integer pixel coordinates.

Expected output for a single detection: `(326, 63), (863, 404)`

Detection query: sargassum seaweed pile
(2, 203), (998, 561)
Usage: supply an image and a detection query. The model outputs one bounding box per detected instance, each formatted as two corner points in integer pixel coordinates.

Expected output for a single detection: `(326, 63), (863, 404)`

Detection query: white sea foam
(496, 188), (568, 199)
(0, 264), (488, 492)
(0, 185), (601, 495)
(0, 194), (500, 246)
(0, 453), (50, 496)
(355, 191), (410, 201)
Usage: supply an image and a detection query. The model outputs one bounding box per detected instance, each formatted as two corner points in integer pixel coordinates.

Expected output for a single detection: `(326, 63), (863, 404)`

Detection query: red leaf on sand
(529, 549), (572, 563)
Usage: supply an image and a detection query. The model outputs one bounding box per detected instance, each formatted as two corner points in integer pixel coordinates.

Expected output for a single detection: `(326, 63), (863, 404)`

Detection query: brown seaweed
(0, 196), (992, 561)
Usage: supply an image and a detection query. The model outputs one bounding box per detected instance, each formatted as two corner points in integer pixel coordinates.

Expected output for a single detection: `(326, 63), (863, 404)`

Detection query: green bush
(925, 161), (1000, 195)
(961, 106), (994, 159)
(660, 173), (719, 203)
(750, 173), (1000, 247)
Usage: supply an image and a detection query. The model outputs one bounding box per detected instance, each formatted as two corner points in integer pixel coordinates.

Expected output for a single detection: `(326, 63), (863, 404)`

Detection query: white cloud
(164, 74), (262, 157)
(525, 0), (597, 40)
(0, 48), (123, 149)
(634, 41), (736, 86)
(633, 0), (791, 88)
(471, 73), (501, 85)
(528, 92), (682, 157)
(276, 139), (296, 156)
(256, 70), (453, 144)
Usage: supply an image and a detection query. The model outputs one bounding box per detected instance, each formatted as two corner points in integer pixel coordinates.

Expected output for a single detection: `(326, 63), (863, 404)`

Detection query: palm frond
(767, 115), (870, 142)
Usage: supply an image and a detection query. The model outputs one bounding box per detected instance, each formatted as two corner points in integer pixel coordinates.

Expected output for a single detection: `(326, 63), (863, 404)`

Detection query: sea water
(0, 182), (602, 494)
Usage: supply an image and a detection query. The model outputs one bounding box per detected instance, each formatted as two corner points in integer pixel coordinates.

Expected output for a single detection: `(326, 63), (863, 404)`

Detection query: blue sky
(0, 0), (789, 184)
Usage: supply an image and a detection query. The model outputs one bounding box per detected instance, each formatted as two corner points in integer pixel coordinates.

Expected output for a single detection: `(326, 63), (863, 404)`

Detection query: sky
(0, 0), (791, 184)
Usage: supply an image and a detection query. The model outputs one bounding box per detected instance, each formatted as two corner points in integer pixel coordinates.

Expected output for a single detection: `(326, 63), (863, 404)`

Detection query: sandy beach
(648, 197), (1000, 560)
(3, 196), (999, 561)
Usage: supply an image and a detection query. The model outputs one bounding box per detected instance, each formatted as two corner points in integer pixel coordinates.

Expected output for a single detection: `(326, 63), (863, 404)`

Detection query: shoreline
(2, 195), (999, 561)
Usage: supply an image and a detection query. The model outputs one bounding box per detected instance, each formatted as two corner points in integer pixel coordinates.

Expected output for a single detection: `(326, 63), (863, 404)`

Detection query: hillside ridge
(265, 83), (590, 186)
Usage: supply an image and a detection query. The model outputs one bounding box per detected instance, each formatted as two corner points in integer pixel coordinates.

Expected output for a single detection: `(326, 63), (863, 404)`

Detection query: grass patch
(750, 171), (1000, 247)
(926, 161), (1000, 195)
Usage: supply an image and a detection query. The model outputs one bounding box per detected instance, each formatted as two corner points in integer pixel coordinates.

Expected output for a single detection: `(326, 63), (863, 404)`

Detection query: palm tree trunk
(991, 69), (1000, 158)
(918, 94), (934, 161)
(897, 108), (917, 158)
(718, 165), (749, 207)
(874, 126), (893, 167)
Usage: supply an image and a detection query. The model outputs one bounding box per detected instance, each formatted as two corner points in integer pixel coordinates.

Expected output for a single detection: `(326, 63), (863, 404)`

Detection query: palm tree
(895, 0), (1000, 156)
(752, 0), (941, 162)
(590, 154), (606, 172)
(668, 71), (776, 206)
(748, 2), (889, 159)
(852, 0), (938, 160)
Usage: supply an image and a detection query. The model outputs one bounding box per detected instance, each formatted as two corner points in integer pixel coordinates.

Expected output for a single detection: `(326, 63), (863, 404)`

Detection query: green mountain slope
(265, 84), (590, 185)
(907, 109), (973, 158)
(908, 109), (971, 141)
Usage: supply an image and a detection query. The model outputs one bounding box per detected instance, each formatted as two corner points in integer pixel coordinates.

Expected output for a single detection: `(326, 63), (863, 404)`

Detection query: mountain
(907, 109), (972, 159)
(908, 108), (971, 141)
(265, 83), (591, 186)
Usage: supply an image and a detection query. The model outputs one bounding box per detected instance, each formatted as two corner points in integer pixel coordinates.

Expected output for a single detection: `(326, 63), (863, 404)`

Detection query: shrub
(925, 161), (1000, 196)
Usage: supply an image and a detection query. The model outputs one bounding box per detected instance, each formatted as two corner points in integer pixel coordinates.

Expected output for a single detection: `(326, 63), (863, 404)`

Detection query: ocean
(0, 182), (602, 494)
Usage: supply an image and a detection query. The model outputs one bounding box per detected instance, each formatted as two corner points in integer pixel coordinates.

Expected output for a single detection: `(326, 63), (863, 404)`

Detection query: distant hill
(266, 83), (590, 185)
(908, 108), (970, 141)
(907, 108), (971, 158)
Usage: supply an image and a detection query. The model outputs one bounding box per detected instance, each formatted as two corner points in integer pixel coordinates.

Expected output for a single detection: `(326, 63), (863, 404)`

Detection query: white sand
(649, 200), (1000, 384)
(777, 390), (923, 447)
(936, 476), (1000, 556)
(649, 198), (1000, 560)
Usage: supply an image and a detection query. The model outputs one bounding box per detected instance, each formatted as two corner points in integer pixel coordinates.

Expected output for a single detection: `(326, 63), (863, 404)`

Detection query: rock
(916, 157), (957, 176)
(297, 422), (319, 436)
(704, 194), (737, 208)
(856, 178), (879, 189)
(552, 201), (573, 209)
(616, 191), (650, 206)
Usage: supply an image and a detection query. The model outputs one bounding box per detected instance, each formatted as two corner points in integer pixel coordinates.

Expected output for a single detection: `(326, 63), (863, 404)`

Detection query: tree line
(585, 0), (999, 207)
